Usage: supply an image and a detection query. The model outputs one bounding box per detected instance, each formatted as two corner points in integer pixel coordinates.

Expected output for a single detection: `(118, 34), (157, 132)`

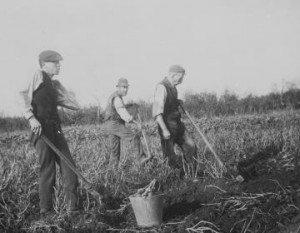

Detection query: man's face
(118, 86), (129, 96)
(173, 72), (185, 86)
(42, 61), (61, 76)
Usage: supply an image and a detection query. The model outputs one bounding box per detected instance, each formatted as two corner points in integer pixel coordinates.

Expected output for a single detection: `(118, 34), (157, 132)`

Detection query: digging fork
(179, 104), (225, 171)
(134, 113), (153, 165)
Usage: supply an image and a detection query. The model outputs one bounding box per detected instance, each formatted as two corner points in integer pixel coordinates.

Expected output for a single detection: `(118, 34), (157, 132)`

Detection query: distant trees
(183, 85), (300, 117)
(0, 115), (27, 133)
(59, 106), (104, 126)
(1, 83), (300, 132)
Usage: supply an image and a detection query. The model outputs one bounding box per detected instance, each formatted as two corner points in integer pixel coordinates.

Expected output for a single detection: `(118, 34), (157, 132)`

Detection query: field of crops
(1, 110), (300, 233)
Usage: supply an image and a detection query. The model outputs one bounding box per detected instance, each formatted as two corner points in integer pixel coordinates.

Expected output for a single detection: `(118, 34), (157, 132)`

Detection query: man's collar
(115, 90), (123, 98)
(165, 76), (176, 87)
(41, 69), (54, 78)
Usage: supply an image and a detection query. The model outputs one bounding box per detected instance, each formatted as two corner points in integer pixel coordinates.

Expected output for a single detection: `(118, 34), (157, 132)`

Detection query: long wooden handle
(179, 105), (225, 169)
(137, 114), (151, 158)
(41, 135), (104, 203)
(41, 135), (92, 187)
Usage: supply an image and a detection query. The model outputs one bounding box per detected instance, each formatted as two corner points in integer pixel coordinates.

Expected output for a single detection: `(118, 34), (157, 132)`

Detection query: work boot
(67, 208), (82, 217)
(40, 208), (52, 214)
(136, 153), (153, 166)
(39, 208), (54, 220)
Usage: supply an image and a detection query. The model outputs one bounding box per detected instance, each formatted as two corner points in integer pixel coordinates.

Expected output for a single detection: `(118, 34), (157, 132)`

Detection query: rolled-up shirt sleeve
(114, 97), (133, 123)
(20, 70), (43, 120)
(152, 84), (167, 118)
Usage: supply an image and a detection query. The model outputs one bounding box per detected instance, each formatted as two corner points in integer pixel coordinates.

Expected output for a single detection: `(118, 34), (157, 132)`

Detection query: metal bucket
(129, 194), (164, 227)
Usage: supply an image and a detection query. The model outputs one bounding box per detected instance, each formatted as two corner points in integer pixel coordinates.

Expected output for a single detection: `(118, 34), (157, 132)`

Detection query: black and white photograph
(0, 0), (300, 232)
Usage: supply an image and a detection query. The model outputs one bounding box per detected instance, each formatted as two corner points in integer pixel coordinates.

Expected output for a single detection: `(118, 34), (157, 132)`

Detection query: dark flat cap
(169, 65), (185, 73)
(39, 50), (63, 62)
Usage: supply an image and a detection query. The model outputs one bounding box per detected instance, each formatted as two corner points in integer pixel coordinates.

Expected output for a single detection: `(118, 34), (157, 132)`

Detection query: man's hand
(133, 120), (142, 130)
(29, 117), (42, 135)
(177, 99), (184, 107)
(162, 128), (171, 140)
(155, 115), (171, 140)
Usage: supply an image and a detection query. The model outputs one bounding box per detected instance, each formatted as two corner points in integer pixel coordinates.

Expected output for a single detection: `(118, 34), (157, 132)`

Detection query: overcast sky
(0, 0), (299, 117)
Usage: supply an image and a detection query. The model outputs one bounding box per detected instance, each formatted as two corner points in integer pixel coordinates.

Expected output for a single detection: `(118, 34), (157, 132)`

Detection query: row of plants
(1, 110), (300, 232)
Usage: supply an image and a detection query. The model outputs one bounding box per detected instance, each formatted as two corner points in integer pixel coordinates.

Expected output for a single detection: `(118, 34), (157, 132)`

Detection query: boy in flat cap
(103, 78), (150, 170)
(20, 50), (81, 215)
(152, 65), (197, 175)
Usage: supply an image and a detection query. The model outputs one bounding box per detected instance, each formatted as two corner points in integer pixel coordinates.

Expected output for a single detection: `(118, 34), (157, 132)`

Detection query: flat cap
(116, 78), (129, 87)
(169, 65), (185, 73)
(39, 50), (63, 62)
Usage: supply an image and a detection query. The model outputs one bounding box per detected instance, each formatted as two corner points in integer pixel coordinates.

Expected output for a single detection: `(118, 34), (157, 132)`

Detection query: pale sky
(0, 0), (299, 117)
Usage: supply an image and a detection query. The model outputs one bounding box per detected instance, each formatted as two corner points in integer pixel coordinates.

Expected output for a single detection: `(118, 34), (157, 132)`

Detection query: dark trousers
(159, 121), (197, 170)
(103, 120), (145, 169)
(33, 122), (79, 211)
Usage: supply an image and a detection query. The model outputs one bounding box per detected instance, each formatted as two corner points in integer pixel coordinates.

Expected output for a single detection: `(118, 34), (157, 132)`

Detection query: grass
(1, 110), (300, 232)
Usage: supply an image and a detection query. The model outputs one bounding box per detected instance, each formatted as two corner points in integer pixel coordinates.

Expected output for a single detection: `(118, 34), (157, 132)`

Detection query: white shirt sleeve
(19, 70), (43, 120)
(113, 96), (133, 123)
(152, 84), (167, 118)
(52, 80), (80, 110)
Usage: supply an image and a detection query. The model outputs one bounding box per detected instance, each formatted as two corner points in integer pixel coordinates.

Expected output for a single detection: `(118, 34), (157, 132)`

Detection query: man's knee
(110, 136), (120, 149)
(133, 133), (142, 143)
(122, 131), (138, 142)
(185, 136), (196, 152)
(182, 137), (197, 165)
(190, 141), (197, 153)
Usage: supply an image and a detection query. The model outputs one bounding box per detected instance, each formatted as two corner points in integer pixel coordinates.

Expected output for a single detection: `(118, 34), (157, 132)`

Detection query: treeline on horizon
(1, 84), (300, 133)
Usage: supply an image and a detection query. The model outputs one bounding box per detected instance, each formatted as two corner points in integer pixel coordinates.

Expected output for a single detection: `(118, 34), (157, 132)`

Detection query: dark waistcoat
(104, 91), (124, 123)
(32, 71), (60, 123)
(159, 78), (184, 136)
(160, 77), (181, 121)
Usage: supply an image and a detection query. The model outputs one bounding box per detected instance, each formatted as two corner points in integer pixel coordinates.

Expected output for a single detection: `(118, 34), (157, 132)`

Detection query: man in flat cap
(152, 65), (197, 175)
(20, 50), (81, 215)
(103, 78), (150, 171)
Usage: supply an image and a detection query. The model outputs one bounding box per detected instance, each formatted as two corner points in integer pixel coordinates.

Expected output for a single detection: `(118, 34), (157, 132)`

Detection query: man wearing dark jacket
(21, 50), (80, 215)
(152, 65), (197, 173)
